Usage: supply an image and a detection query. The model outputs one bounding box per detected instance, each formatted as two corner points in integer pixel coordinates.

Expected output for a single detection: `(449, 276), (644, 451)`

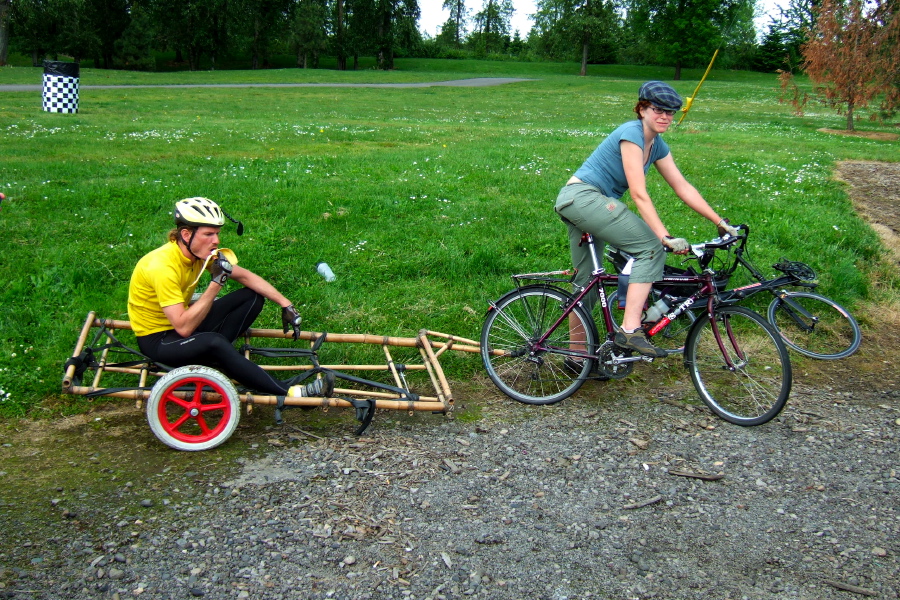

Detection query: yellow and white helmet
(174, 197), (225, 228)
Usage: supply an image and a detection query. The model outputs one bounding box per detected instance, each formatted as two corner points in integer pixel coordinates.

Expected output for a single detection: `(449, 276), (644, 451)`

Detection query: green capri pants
(554, 182), (666, 313)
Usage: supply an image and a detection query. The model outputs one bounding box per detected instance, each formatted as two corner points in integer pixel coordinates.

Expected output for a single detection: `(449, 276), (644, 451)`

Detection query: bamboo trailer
(62, 312), (481, 451)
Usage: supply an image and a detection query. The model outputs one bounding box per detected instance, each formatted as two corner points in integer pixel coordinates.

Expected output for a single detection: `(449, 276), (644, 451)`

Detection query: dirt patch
(836, 161), (900, 263)
(804, 160), (900, 397)
(818, 127), (900, 141)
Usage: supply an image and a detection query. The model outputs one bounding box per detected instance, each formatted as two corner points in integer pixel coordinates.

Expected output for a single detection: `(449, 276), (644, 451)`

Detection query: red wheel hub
(157, 376), (232, 444)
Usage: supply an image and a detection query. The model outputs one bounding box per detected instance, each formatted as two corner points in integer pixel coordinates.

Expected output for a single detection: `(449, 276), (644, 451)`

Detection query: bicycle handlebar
(600, 224), (750, 278)
(689, 224), (747, 254)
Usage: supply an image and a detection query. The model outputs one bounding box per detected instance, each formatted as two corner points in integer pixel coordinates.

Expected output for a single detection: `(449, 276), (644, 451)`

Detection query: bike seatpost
(581, 233), (602, 274)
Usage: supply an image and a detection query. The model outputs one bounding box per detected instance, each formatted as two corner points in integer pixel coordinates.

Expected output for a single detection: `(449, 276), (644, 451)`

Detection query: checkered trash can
(42, 61), (79, 114)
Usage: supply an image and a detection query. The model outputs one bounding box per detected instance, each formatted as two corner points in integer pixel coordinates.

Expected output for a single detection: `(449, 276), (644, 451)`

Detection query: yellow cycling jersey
(127, 241), (203, 336)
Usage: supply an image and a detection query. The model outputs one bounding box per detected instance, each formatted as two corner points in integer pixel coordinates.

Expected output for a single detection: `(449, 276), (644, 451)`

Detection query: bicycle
(605, 224), (861, 360)
(480, 231), (793, 426)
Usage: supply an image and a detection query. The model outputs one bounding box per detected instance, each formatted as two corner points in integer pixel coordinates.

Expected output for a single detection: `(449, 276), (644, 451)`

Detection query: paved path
(0, 77), (535, 92)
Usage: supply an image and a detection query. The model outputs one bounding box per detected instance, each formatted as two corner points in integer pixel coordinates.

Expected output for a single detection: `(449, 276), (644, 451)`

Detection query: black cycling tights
(137, 288), (289, 395)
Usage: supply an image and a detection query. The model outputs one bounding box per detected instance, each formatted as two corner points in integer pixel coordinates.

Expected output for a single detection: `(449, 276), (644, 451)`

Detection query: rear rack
(511, 269), (578, 285)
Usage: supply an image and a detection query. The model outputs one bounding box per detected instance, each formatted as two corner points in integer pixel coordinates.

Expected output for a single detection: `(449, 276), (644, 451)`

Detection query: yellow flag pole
(677, 48), (719, 126)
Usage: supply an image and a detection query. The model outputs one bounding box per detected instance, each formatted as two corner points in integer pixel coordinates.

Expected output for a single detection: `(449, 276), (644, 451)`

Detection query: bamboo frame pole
(62, 311), (98, 390)
(90, 333), (114, 389)
(422, 330), (480, 346)
(418, 330), (453, 410)
(383, 345), (406, 390)
(259, 364), (426, 372)
(84, 319), (482, 353)
(65, 386), (445, 411)
(137, 365), (149, 409)
(418, 344), (447, 409)
(66, 317), (473, 416)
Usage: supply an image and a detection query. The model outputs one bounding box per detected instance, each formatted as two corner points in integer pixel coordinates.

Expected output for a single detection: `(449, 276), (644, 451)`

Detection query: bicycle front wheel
(685, 306), (791, 426)
(766, 291), (861, 360)
(481, 286), (598, 405)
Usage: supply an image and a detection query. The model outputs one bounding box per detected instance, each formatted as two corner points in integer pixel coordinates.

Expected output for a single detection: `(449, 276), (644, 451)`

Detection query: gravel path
(2, 378), (897, 600)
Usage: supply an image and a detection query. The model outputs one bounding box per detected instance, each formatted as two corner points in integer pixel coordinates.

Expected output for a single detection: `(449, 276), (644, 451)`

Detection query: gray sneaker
(288, 372), (336, 397)
(614, 327), (667, 358)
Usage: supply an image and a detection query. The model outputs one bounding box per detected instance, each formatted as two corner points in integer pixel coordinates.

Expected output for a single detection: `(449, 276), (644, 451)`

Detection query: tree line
(0, 0), (808, 74)
(0, 0), (896, 92)
(0, 0), (422, 70)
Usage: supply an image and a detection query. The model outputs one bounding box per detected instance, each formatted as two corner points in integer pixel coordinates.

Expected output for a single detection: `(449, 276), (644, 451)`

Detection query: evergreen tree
(9, 0), (61, 65)
(87, 0), (129, 68)
(117, 1), (156, 69)
(237, 0), (292, 69)
(60, 0), (100, 63)
(346, 0), (376, 68)
(442, 0), (466, 47)
(290, 0), (327, 67)
(753, 21), (788, 71)
(471, 0), (513, 54)
(780, 0), (817, 69)
(435, 17), (461, 48)
(0, 0), (11, 65)
(533, 0), (619, 72)
(370, 0), (419, 69)
(623, 0), (755, 79)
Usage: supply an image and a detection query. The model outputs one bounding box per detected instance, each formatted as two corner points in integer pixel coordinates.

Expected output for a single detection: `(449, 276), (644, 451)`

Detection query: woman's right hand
(662, 236), (690, 254)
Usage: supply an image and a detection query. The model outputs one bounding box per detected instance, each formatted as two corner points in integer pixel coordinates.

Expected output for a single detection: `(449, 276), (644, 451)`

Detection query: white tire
(146, 365), (240, 451)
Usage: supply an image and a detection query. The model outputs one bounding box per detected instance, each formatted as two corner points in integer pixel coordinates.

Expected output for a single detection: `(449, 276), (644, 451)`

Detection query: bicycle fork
(708, 310), (746, 371)
(776, 290), (820, 332)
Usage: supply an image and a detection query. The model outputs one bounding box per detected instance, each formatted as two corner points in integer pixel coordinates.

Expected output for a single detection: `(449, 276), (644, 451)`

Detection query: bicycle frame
(716, 226), (818, 302)
(607, 224), (824, 333)
(521, 233), (745, 370)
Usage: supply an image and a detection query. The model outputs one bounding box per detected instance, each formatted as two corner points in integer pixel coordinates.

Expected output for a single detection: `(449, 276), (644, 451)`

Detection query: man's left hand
(282, 305), (302, 340)
(209, 256), (233, 286)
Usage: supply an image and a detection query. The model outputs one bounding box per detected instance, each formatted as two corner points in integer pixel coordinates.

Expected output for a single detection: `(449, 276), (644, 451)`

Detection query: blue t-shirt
(572, 120), (670, 199)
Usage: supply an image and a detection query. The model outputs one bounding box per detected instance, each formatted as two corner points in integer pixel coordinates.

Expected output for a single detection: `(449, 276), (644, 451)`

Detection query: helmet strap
(178, 226), (205, 261)
(222, 209), (244, 236)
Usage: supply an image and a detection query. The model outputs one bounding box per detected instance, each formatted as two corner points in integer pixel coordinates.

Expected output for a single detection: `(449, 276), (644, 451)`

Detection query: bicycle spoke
(767, 292), (861, 360)
(481, 286), (596, 405)
(686, 306), (791, 426)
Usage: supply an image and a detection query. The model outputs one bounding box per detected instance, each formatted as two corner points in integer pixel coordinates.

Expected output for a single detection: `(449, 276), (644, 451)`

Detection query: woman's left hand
(717, 218), (739, 237)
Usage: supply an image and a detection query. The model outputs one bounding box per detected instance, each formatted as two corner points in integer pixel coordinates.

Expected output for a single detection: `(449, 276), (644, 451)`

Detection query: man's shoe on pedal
(614, 327), (667, 358)
(287, 371), (335, 397)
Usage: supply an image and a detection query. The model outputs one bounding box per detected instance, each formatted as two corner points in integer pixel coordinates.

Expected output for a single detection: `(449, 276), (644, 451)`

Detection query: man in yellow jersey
(128, 197), (333, 397)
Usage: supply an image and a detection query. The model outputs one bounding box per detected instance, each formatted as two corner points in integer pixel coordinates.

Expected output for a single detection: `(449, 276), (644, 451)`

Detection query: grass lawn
(1, 59), (897, 417)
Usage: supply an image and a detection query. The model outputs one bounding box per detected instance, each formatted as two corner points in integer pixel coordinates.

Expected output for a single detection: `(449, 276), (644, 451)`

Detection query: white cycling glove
(662, 236), (690, 253)
(717, 218), (739, 238)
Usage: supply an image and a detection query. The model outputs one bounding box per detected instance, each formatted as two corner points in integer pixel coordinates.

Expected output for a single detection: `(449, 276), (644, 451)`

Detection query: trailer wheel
(146, 365), (240, 451)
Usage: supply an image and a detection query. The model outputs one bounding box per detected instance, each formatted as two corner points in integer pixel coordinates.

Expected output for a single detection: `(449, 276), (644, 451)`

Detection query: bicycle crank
(595, 342), (636, 380)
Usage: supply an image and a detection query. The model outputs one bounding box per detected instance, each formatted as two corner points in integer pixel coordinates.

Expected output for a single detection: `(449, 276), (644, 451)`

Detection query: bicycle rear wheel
(766, 291), (861, 360)
(481, 285), (597, 405)
(685, 306), (791, 426)
(607, 290), (696, 352)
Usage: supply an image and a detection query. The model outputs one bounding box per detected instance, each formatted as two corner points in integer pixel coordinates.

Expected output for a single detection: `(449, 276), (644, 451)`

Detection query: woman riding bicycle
(555, 80), (738, 358)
